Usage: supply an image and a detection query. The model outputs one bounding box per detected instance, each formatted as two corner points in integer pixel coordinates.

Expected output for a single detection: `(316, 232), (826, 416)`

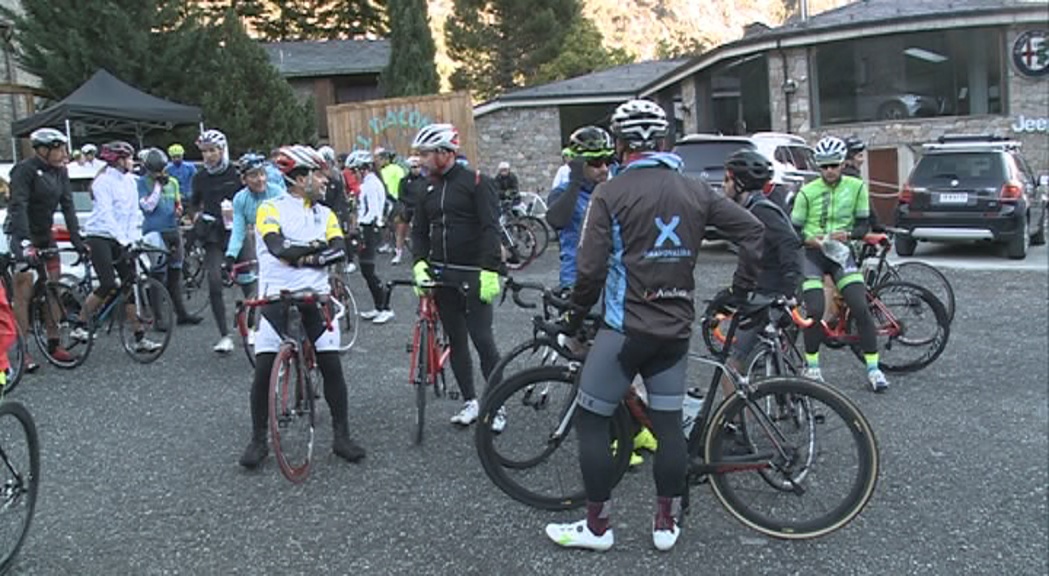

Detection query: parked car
(894, 134), (1048, 259)
(673, 135), (757, 240)
(749, 132), (819, 207)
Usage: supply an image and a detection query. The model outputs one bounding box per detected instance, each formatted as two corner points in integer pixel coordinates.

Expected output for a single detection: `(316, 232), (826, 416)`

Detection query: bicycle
(239, 289), (340, 484)
(476, 295), (880, 540)
(0, 395), (40, 573)
(383, 278), (466, 445)
(0, 256), (27, 393)
(179, 223), (210, 318)
(498, 213), (539, 272)
(502, 199), (551, 259)
(858, 228), (956, 323)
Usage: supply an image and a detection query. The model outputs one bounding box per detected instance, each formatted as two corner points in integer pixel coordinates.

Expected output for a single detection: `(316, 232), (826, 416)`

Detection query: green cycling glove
(413, 260), (432, 296)
(479, 269), (501, 304)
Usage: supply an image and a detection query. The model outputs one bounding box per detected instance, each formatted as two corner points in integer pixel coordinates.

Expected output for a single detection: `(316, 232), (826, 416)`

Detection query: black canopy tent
(10, 69), (203, 154)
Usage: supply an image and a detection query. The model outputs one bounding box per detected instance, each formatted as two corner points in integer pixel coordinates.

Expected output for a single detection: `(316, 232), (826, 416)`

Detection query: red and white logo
(1013, 30), (1048, 78)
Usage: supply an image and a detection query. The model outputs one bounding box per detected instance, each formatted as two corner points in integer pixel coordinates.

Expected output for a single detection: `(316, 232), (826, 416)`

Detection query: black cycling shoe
(238, 434), (269, 469)
(332, 428), (366, 463)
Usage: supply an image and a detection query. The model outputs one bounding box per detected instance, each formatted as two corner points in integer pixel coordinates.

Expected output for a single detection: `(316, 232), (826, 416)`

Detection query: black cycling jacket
(399, 174), (428, 210)
(190, 164), (241, 219)
(744, 194), (802, 296)
(5, 155), (82, 248)
(410, 163), (501, 271)
(573, 161), (764, 340)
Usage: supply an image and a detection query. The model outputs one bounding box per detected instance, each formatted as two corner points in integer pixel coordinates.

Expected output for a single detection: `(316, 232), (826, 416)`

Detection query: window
(696, 54), (771, 135)
(813, 27), (1004, 126)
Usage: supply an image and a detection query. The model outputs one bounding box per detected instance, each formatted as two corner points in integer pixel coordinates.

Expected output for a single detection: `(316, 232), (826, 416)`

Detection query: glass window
(701, 54), (771, 135)
(910, 152), (1007, 188)
(813, 27), (1004, 126)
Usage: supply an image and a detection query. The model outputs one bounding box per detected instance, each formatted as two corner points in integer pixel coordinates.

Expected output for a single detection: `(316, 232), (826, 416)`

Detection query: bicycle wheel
(234, 303), (255, 368)
(503, 223), (538, 271)
(270, 342), (314, 484)
(3, 331), (25, 394)
(857, 281), (950, 373)
(329, 276), (359, 353)
(892, 262), (955, 324)
(412, 321), (429, 445)
(0, 400), (40, 573)
(519, 192), (548, 218)
(484, 336), (562, 397)
(519, 216), (551, 258)
(31, 281), (90, 369)
(475, 365), (633, 511)
(705, 377), (878, 539)
(119, 278), (174, 364)
(180, 246), (210, 317)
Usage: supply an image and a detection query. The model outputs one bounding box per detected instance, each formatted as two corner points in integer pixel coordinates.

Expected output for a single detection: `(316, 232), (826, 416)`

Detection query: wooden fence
(326, 92), (477, 162)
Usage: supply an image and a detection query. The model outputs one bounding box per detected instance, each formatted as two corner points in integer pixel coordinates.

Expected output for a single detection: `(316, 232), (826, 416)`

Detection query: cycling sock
(655, 495), (681, 527)
(864, 353), (879, 371)
(586, 500), (611, 536)
(805, 352), (820, 367)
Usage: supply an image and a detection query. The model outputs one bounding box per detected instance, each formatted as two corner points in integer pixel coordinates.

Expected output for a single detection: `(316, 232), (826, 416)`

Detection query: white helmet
(196, 129), (228, 149)
(274, 144), (326, 174)
(412, 123), (459, 151)
(344, 149), (373, 169)
(610, 99), (668, 148)
(80, 143), (97, 154)
(813, 137), (848, 165)
(317, 145), (337, 165)
(29, 128), (68, 149)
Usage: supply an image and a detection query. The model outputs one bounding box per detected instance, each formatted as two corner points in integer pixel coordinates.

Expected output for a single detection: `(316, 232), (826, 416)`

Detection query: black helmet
(568, 126), (614, 158)
(724, 149), (772, 192)
(143, 148), (169, 174)
(844, 136), (866, 159)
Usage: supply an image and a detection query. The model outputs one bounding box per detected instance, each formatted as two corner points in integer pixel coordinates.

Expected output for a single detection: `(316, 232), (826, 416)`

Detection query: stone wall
(1, 0), (42, 162)
(474, 106), (563, 192)
(768, 46), (813, 134)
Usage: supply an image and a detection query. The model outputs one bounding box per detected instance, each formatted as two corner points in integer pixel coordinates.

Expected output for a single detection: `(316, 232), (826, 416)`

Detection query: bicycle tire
(484, 336), (562, 398)
(269, 343), (314, 484)
(181, 247), (210, 317)
(0, 400), (41, 574)
(235, 303), (255, 368)
(413, 321), (428, 445)
(31, 281), (90, 369)
(330, 276), (359, 353)
(475, 365), (633, 511)
(3, 330), (25, 394)
(520, 216), (551, 258)
(503, 222), (538, 271)
(705, 377), (878, 539)
(119, 278), (174, 364)
(891, 261), (955, 324)
(855, 280), (950, 373)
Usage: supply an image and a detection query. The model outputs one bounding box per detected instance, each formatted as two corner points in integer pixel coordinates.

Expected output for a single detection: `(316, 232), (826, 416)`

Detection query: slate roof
(494, 59), (689, 102)
(262, 39), (390, 78)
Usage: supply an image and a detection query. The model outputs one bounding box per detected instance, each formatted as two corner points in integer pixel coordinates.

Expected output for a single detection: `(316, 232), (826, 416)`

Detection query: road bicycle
(0, 395), (40, 573)
(383, 278), (466, 444)
(476, 295), (879, 540)
(858, 229), (956, 323)
(239, 289), (341, 484)
(0, 256), (27, 393)
(179, 223), (210, 318)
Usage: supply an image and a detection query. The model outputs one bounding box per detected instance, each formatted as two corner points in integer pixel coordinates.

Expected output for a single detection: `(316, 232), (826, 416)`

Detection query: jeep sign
(1012, 114), (1049, 133)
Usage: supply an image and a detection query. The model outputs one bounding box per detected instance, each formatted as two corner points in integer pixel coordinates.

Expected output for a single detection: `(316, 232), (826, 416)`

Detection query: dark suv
(895, 135), (1048, 260)
(673, 135), (761, 240)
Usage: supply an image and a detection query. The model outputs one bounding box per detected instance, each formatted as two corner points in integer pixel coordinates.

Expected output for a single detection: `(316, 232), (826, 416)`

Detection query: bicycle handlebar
(239, 289), (329, 308)
(502, 277), (574, 312)
(384, 278), (470, 294)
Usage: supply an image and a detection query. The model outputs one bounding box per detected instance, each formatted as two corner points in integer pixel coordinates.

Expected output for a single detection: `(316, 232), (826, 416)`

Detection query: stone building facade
(0, 0), (41, 162)
(474, 106), (563, 193)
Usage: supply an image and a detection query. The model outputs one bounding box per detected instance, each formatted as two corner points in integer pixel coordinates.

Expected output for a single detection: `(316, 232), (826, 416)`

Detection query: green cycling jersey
(790, 175), (869, 240)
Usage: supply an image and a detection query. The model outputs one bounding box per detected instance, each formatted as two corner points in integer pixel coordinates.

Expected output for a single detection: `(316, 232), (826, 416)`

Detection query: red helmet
(274, 145), (327, 174)
(98, 141), (135, 164)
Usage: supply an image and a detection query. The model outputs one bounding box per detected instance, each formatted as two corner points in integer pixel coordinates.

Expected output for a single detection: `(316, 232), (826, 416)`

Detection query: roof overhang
(474, 94), (628, 117)
(641, 8), (1044, 97)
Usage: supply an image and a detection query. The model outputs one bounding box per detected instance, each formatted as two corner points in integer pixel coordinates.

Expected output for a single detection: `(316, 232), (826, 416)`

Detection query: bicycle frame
(408, 294), (450, 387)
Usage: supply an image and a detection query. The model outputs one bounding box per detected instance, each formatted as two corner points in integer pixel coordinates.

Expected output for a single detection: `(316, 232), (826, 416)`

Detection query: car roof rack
(935, 134), (1005, 144)
(923, 134), (1021, 152)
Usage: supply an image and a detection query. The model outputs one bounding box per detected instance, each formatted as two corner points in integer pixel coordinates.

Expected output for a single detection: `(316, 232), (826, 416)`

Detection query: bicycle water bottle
(681, 388), (705, 437)
(221, 199), (234, 230)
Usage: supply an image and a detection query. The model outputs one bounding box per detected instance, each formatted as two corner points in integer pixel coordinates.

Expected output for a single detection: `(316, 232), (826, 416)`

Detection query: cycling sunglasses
(585, 156), (615, 167)
(818, 163), (843, 170)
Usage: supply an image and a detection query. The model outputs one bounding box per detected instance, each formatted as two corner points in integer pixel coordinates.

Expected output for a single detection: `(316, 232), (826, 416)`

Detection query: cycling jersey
(138, 174), (182, 234)
(190, 164), (242, 221)
(255, 194), (341, 297)
(5, 155), (82, 248)
(265, 162), (287, 193)
(83, 166), (141, 246)
(357, 172), (385, 226)
(790, 175), (869, 240)
(410, 163), (501, 272)
(399, 173), (427, 210)
(380, 163), (406, 200)
(573, 152), (763, 340)
(547, 179), (594, 289)
(742, 194), (802, 296)
(165, 160), (197, 204)
(226, 181), (283, 260)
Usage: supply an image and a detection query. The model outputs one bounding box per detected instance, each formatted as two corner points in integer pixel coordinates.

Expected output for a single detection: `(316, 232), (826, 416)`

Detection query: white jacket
(357, 172), (385, 226)
(83, 166), (142, 245)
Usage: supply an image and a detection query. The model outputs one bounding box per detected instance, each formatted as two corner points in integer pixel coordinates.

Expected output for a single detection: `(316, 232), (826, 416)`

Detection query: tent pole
(10, 137), (17, 162)
(199, 121), (204, 134)
(65, 119), (73, 154)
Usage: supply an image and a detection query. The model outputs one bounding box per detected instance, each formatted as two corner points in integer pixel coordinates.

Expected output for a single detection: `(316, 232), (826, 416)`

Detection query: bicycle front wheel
(234, 303), (255, 368)
(705, 377), (879, 539)
(863, 280), (950, 373)
(413, 321), (429, 445)
(892, 261), (955, 323)
(3, 330), (26, 394)
(475, 365), (633, 511)
(329, 276), (359, 353)
(180, 245), (210, 317)
(270, 343), (315, 484)
(0, 400), (40, 573)
(119, 278), (174, 364)
(31, 281), (90, 369)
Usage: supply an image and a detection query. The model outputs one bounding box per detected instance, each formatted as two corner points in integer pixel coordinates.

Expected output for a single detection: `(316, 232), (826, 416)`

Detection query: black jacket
(322, 168), (351, 229)
(4, 155), (82, 248)
(190, 164), (241, 219)
(841, 163), (883, 232)
(410, 163), (501, 271)
(744, 194), (802, 296)
(399, 174), (428, 209)
(573, 163), (764, 340)
(494, 172), (519, 200)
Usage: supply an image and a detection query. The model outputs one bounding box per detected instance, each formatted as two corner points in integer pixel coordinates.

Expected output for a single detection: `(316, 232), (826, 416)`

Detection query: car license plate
(938, 193), (968, 204)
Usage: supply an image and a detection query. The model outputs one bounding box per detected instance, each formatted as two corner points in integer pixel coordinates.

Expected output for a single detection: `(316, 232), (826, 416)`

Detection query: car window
(71, 191), (93, 212)
(674, 141), (756, 173)
(774, 147), (796, 167)
(790, 147), (817, 171)
(910, 152), (1006, 187)
(1012, 154), (1035, 184)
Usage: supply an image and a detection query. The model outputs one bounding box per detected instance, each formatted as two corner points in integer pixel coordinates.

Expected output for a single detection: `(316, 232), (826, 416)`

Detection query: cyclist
(346, 150), (393, 324)
(165, 144), (196, 207)
(138, 148), (202, 325)
(716, 149), (802, 389)
(790, 136), (888, 392)
(189, 129), (243, 354)
(239, 144), (365, 468)
(398, 156), (426, 234)
(410, 123), (503, 430)
(842, 137), (883, 232)
(493, 161), (520, 205)
(544, 99), (763, 552)
(72, 141), (161, 352)
(223, 152), (284, 338)
(545, 125), (615, 291)
(81, 143), (104, 171)
(317, 146), (352, 234)
(375, 148), (407, 262)
(551, 147), (575, 189)
(5, 128), (87, 367)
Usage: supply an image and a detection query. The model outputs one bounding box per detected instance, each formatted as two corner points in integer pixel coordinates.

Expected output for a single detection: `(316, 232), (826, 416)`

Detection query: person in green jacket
(374, 147), (406, 261)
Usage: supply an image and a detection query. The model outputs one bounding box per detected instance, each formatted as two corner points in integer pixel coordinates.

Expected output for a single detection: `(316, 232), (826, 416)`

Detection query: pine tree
(201, 10), (316, 152)
(381, 0), (439, 97)
(445, 0), (581, 99)
(532, 17), (634, 84)
(191, 0), (388, 40)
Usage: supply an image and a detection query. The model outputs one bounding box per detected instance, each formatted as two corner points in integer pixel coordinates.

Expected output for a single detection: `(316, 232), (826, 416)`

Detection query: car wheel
(1006, 214), (1029, 259)
(895, 233), (917, 256)
(1030, 205), (1047, 246)
(878, 101), (908, 120)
